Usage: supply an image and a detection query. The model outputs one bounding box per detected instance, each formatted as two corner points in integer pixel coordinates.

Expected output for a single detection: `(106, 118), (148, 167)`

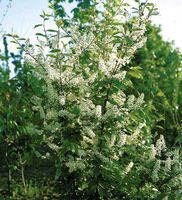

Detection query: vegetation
(0, 0), (182, 199)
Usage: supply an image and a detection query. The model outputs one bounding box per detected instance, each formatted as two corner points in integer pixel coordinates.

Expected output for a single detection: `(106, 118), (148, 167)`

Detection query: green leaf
(35, 33), (46, 37)
(50, 49), (60, 53)
(47, 29), (58, 33)
(128, 71), (143, 79)
(47, 54), (57, 58)
(71, 106), (80, 116)
(34, 24), (42, 28)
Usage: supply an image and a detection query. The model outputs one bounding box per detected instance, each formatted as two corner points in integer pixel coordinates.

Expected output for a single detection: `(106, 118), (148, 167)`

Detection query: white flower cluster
(58, 110), (75, 119)
(65, 156), (85, 173)
(46, 80), (59, 105)
(150, 144), (157, 160)
(127, 95), (135, 108)
(113, 71), (127, 80)
(98, 53), (117, 77)
(155, 135), (166, 156)
(79, 100), (96, 118)
(130, 23), (146, 42)
(149, 135), (166, 160)
(165, 157), (172, 172)
(47, 66), (61, 80)
(95, 105), (102, 118)
(134, 93), (145, 108)
(82, 126), (96, 139)
(101, 105), (120, 121)
(119, 133), (127, 146)
(127, 93), (145, 110)
(150, 135), (182, 188)
(128, 122), (146, 143)
(111, 92), (126, 107)
(59, 94), (66, 106)
(125, 161), (134, 175)
(173, 149), (181, 172)
(46, 109), (58, 121)
(152, 159), (161, 182)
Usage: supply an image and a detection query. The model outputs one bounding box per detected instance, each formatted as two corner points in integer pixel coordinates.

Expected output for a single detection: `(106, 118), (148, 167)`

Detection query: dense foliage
(130, 24), (182, 146)
(0, 0), (182, 199)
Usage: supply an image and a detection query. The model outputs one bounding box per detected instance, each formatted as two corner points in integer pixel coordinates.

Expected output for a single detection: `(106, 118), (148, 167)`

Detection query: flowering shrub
(2, 0), (182, 199)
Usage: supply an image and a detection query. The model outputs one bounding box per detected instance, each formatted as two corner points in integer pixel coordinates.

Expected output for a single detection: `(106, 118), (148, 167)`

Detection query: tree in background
(0, 37), (44, 198)
(128, 24), (182, 146)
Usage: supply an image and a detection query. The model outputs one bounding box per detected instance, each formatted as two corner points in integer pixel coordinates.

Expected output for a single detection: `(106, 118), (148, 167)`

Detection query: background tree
(0, 37), (45, 198)
(129, 24), (182, 146)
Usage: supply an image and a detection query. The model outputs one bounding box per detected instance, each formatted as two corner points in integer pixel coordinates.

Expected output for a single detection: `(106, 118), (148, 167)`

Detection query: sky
(0, 0), (182, 51)
(152, 0), (182, 51)
(0, 0), (49, 42)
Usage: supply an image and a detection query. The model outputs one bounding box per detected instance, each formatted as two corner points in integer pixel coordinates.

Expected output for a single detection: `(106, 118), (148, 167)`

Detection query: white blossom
(95, 105), (102, 118)
(119, 133), (127, 146)
(152, 160), (161, 182)
(46, 109), (58, 120)
(165, 157), (172, 172)
(83, 127), (96, 139)
(127, 95), (135, 108)
(113, 71), (127, 80)
(59, 95), (66, 106)
(134, 93), (144, 108)
(83, 136), (94, 144)
(156, 135), (166, 156)
(125, 161), (134, 175)
(47, 66), (60, 80)
(150, 144), (156, 160)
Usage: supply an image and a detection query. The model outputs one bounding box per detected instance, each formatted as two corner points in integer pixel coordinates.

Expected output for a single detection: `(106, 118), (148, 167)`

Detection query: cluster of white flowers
(94, 151), (110, 163)
(46, 109), (58, 121)
(31, 96), (42, 106)
(134, 93), (145, 109)
(113, 71), (127, 80)
(59, 94), (66, 106)
(82, 135), (94, 144)
(134, 122), (145, 136)
(150, 144), (157, 160)
(101, 105), (120, 121)
(128, 122), (146, 143)
(150, 135), (182, 189)
(45, 80), (59, 105)
(65, 156), (85, 173)
(98, 53), (118, 77)
(152, 159), (161, 182)
(165, 157), (172, 172)
(173, 149), (181, 172)
(95, 105), (102, 118)
(111, 92), (126, 107)
(79, 100), (96, 118)
(82, 126), (96, 139)
(150, 135), (167, 160)
(47, 142), (60, 152)
(58, 110), (75, 119)
(130, 23), (146, 41)
(127, 95), (135, 108)
(119, 133), (127, 146)
(155, 135), (166, 156)
(125, 161), (134, 175)
(47, 66), (61, 80)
